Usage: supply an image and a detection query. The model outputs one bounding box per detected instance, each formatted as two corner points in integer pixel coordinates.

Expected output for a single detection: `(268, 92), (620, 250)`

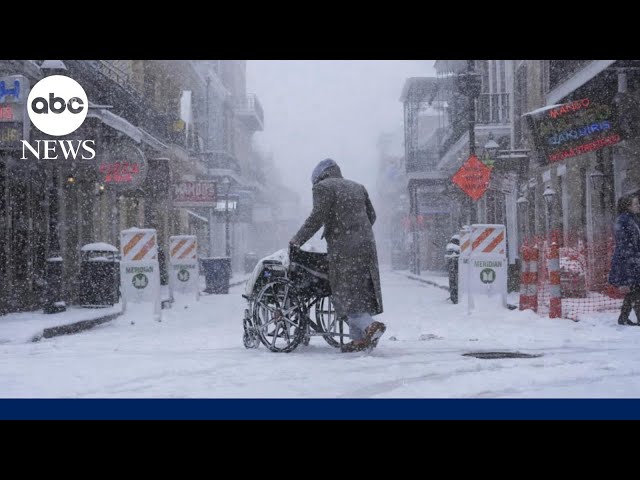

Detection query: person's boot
(341, 340), (369, 353)
(342, 322), (387, 353)
(618, 315), (637, 326)
(363, 321), (387, 351)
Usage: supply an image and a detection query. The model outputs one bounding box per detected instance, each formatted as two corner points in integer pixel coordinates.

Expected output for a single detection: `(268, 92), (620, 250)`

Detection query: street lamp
(590, 151), (613, 215)
(590, 169), (605, 191)
(516, 194), (529, 206)
(482, 132), (500, 166)
(517, 192), (530, 239)
(484, 134), (500, 153)
(222, 177), (231, 259)
(543, 185), (557, 244)
(543, 185), (557, 206)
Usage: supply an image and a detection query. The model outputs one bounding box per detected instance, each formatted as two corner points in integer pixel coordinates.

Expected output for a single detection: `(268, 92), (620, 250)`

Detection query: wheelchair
(242, 245), (350, 353)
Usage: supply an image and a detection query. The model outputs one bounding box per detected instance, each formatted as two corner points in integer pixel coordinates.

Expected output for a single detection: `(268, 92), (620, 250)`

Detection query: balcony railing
(475, 93), (510, 124)
(234, 94), (264, 131)
(406, 147), (439, 173)
(89, 60), (143, 99)
(81, 60), (189, 149)
(201, 150), (241, 173)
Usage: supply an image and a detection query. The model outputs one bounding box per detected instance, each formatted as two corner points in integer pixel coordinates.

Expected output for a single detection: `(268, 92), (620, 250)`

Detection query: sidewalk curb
(197, 277), (250, 297)
(36, 311), (123, 341)
(401, 273), (450, 291)
(230, 277), (250, 288)
(401, 272), (519, 310)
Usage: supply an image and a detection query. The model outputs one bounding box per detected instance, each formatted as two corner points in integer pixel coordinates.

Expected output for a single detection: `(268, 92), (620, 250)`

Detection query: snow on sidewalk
(0, 304), (123, 345)
(0, 273), (252, 346)
(401, 269), (450, 290)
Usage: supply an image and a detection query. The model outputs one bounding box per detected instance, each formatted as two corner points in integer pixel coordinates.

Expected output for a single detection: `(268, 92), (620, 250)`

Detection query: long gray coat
(291, 169), (383, 318)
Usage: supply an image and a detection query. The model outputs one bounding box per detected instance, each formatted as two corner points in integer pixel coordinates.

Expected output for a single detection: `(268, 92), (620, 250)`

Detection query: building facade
(0, 60), (273, 315)
(399, 59), (640, 301)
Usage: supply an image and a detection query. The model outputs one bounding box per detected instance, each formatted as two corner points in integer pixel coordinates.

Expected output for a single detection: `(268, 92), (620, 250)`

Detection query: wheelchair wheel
(253, 278), (306, 353)
(314, 295), (349, 348)
(243, 310), (260, 349)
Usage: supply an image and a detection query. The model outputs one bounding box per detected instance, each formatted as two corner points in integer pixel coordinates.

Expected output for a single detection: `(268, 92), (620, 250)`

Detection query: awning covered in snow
(87, 106), (168, 153)
(187, 210), (209, 223)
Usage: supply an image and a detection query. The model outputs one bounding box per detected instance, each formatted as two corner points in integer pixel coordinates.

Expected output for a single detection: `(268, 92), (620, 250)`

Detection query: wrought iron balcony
(77, 60), (188, 149)
(88, 60), (143, 99)
(234, 94), (264, 131)
(406, 147), (439, 173)
(200, 150), (241, 173)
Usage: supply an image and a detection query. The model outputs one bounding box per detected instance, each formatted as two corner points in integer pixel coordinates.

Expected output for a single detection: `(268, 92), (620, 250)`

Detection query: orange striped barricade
(468, 224), (508, 310)
(530, 244), (539, 311)
(519, 242), (539, 312)
(458, 225), (472, 310)
(169, 235), (199, 302)
(519, 243), (530, 310)
(120, 227), (162, 321)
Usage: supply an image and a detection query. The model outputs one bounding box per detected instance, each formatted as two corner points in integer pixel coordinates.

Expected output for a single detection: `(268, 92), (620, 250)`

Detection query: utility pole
(461, 60), (481, 225)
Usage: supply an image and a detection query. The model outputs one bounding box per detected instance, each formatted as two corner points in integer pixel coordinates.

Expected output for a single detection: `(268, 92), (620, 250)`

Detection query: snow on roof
(139, 128), (169, 151)
(87, 109), (168, 152)
(121, 227), (156, 234)
(87, 109), (143, 143)
(522, 103), (565, 117)
(81, 242), (118, 252)
(171, 235), (198, 241)
(187, 210), (209, 223)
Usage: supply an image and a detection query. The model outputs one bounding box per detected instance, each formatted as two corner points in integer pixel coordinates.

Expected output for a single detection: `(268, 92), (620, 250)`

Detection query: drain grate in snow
(463, 351), (543, 359)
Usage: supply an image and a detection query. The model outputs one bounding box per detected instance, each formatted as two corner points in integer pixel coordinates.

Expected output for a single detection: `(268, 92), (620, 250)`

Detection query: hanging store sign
(173, 181), (217, 208)
(96, 143), (147, 190)
(0, 122), (22, 146)
(0, 75), (30, 150)
(525, 98), (622, 165)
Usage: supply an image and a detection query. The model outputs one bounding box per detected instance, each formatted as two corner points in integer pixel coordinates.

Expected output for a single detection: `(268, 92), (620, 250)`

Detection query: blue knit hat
(311, 158), (338, 185)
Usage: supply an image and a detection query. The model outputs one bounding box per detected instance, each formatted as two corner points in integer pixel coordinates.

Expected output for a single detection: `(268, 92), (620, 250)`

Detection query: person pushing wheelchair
(290, 158), (386, 353)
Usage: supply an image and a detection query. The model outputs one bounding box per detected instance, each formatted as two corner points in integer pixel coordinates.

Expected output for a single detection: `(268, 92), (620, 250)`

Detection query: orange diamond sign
(452, 154), (492, 201)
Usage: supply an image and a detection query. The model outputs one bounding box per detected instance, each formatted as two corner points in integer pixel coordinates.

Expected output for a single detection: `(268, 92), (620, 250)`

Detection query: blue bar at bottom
(1, 399), (640, 420)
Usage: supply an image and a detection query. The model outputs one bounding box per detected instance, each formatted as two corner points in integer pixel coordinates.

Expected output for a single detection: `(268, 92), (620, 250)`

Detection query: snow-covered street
(2, 269), (639, 399)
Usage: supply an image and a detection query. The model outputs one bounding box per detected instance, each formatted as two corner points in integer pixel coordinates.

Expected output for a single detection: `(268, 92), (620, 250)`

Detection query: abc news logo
(31, 93), (85, 115)
(21, 75), (95, 160)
